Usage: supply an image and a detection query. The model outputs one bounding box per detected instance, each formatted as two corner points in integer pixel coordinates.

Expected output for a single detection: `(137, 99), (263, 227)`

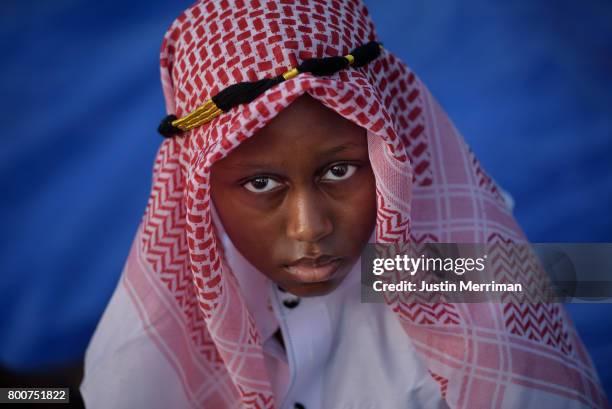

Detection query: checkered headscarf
(119, 0), (608, 407)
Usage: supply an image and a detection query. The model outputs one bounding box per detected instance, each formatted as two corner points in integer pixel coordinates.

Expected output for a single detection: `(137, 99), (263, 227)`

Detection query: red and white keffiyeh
(86, 0), (608, 408)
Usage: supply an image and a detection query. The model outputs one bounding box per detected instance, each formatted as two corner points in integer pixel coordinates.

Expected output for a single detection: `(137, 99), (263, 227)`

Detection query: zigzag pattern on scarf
(125, 0), (608, 406)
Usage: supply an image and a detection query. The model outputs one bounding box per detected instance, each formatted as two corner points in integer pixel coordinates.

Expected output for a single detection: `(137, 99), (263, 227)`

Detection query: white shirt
(219, 210), (448, 409)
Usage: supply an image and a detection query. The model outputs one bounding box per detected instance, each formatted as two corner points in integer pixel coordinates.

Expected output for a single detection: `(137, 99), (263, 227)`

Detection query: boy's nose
(285, 188), (333, 243)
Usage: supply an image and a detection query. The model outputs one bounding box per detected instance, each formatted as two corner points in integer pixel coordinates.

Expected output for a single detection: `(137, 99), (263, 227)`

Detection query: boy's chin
(280, 278), (344, 298)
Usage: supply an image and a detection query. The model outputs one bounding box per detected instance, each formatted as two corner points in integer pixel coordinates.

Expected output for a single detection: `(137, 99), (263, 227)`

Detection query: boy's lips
(284, 256), (343, 283)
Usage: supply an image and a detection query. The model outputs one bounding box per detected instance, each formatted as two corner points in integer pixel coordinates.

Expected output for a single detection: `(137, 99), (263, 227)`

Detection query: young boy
(81, 0), (607, 408)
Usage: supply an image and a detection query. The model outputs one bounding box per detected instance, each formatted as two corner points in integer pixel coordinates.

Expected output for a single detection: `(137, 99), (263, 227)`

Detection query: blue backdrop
(1, 0), (610, 395)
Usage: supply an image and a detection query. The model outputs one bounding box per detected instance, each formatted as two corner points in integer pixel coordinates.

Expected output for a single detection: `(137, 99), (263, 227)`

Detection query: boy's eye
(322, 164), (358, 181)
(243, 177), (282, 193)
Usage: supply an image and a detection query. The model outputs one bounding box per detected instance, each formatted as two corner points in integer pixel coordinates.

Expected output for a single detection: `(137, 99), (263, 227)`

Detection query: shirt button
(294, 403), (305, 409)
(282, 298), (300, 308)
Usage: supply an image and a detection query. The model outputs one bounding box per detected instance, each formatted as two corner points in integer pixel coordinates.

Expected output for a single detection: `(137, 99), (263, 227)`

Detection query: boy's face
(210, 94), (376, 297)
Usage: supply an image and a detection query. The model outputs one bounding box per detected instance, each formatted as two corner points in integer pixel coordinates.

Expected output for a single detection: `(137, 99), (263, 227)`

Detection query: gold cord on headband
(173, 52), (361, 131)
(171, 100), (223, 132)
(282, 68), (300, 81)
(158, 42), (383, 138)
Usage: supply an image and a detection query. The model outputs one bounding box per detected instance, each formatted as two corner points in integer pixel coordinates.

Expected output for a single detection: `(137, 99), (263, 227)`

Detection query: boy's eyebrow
(226, 162), (282, 170)
(318, 142), (364, 156)
(226, 142), (365, 170)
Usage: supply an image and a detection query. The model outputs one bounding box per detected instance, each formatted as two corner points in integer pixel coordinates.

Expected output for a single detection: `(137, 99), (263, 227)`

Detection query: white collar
(211, 203), (280, 343)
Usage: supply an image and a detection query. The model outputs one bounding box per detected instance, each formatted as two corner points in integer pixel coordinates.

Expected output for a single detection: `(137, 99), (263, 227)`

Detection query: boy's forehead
(261, 94), (358, 133)
(214, 94), (369, 166)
